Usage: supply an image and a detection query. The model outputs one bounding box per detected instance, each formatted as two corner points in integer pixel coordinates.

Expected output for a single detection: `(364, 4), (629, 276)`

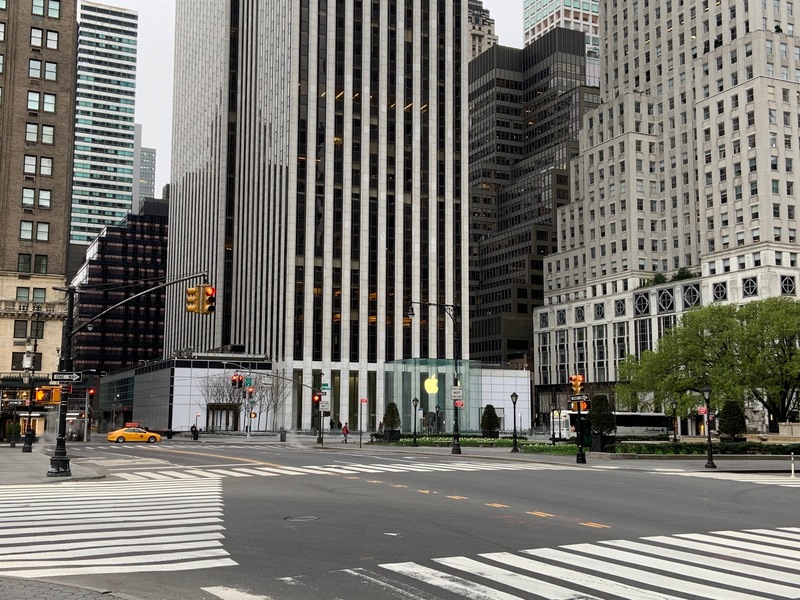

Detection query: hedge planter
(383, 429), (401, 442)
(482, 430), (500, 438)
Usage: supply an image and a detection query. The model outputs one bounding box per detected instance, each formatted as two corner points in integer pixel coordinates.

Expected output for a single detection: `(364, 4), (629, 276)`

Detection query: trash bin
(166, 430), (174, 440)
(279, 427), (286, 442)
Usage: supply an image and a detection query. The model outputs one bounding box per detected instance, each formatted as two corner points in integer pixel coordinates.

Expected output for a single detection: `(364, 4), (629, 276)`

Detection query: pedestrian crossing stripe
(0, 479), (236, 578)
(377, 527), (800, 600)
(658, 470), (800, 487)
(109, 460), (584, 482)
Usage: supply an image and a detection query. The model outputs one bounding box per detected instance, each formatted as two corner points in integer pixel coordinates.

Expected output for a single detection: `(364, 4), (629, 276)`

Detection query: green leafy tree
(617, 298), (800, 432)
(588, 394), (616, 436)
(383, 402), (401, 431)
(480, 404), (501, 432)
(718, 400), (747, 440)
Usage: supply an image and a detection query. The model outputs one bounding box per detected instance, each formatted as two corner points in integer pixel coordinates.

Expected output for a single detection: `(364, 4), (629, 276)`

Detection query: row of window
(19, 221), (50, 241)
(32, 0), (60, 19)
(17, 253), (48, 274)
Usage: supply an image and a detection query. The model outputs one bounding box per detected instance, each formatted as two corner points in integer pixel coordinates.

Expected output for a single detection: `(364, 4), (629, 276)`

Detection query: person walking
(190, 424), (199, 441)
(341, 422), (349, 444)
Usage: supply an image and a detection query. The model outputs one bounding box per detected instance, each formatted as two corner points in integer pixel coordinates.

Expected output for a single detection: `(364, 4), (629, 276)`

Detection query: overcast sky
(118, 0), (522, 191)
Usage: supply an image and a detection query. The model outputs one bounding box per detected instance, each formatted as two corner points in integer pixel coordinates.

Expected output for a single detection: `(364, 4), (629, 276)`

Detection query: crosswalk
(109, 460), (584, 482)
(80, 443), (289, 451)
(370, 527), (800, 599)
(657, 469), (800, 488)
(0, 479), (236, 578)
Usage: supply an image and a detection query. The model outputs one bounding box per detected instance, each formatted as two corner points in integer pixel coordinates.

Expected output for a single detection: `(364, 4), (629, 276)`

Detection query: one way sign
(51, 372), (82, 383)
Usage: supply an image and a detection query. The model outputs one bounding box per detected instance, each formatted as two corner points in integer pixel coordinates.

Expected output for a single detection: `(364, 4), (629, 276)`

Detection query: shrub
(383, 402), (401, 431)
(480, 404), (501, 433)
(718, 400), (747, 440)
(588, 395), (616, 436)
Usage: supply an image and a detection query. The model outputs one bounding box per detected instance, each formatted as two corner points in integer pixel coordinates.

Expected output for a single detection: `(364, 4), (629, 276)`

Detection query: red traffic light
(202, 285), (217, 314)
(312, 394), (320, 403)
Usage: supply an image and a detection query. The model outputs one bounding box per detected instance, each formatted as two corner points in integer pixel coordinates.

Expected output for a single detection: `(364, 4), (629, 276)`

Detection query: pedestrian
(341, 422), (349, 443)
(337, 420), (342, 430)
(190, 424), (199, 441)
(330, 417), (335, 432)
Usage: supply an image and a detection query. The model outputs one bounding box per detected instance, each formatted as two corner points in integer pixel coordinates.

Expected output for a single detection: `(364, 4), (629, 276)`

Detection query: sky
(118, 0), (523, 192)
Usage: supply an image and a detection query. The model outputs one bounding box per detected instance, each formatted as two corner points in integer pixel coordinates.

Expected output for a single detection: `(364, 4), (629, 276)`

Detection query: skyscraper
(133, 124), (156, 211)
(533, 1), (800, 409)
(69, 1), (137, 247)
(166, 1), (470, 430)
(0, 0), (77, 404)
(523, 0), (600, 85)
(467, 0), (499, 59)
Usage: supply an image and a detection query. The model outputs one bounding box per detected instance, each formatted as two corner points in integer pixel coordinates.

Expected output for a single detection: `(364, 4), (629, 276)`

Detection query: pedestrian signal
(570, 400), (590, 411)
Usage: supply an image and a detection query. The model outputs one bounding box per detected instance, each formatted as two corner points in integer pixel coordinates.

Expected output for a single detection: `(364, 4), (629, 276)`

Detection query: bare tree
(200, 374), (246, 431)
(259, 370), (294, 430)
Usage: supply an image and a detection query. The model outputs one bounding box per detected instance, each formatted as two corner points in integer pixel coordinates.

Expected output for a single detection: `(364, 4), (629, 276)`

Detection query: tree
(383, 402), (401, 431)
(588, 395), (615, 436)
(617, 298), (800, 432)
(480, 404), (501, 436)
(718, 400), (747, 440)
(258, 370), (294, 430)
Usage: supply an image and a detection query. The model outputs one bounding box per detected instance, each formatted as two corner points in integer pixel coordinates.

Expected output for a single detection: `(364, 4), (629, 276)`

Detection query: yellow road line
(526, 511), (554, 517)
(580, 522), (611, 529)
(447, 495), (468, 500)
(486, 503), (509, 508)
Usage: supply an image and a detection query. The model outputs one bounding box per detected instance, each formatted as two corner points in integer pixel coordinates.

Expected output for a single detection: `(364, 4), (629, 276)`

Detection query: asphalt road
(9, 440), (800, 600)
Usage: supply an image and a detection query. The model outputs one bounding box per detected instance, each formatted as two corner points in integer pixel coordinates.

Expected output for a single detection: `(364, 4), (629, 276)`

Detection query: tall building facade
(523, 0), (600, 86)
(165, 1), (470, 431)
(69, 1), (137, 246)
(533, 1), (800, 413)
(0, 0), (77, 418)
(468, 31), (597, 365)
(467, 1), (498, 59)
(133, 124), (156, 212)
(72, 199), (168, 375)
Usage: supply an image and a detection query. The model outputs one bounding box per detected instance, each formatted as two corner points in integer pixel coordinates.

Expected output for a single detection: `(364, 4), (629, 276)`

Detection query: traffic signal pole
(50, 272), (208, 477)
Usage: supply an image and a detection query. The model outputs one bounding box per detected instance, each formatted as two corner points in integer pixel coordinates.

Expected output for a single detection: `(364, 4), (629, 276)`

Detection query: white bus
(551, 411), (670, 440)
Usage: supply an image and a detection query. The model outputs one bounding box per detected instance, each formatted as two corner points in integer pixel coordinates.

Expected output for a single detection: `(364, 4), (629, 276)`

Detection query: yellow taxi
(107, 427), (161, 444)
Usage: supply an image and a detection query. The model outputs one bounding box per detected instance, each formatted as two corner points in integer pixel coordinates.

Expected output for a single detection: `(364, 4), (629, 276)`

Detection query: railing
(0, 301), (64, 317)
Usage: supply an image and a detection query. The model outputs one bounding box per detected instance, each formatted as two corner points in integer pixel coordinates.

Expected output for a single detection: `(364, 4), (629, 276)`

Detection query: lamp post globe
(510, 392), (519, 453)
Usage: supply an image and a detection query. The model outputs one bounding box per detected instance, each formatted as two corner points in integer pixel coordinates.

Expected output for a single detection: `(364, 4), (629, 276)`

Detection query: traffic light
(312, 394), (321, 404)
(35, 388), (49, 403)
(186, 287), (200, 313)
(87, 387), (95, 402)
(250, 411), (257, 419)
(247, 386), (254, 399)
(201, 285), (216, 314)
(570, 400), (591, 411)
(569, 374), (585, 394)
(233, 374), (244, 388)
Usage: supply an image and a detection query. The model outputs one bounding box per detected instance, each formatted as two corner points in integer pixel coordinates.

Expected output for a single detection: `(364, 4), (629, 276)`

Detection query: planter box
(481, 430), (500, 438)
(384, 429), (401, 442)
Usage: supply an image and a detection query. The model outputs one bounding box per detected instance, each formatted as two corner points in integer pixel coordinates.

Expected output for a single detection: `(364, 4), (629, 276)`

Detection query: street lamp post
(412, 397), (419, 447)
(550, 401), (557, 445)
(21, 332), (39, 453)
(408, 302), (462, 455)
(510, 392), (519, 453)
(435, 405), (440, 434)
(702, 386), (716, 469)
(671, 399), (678, 444)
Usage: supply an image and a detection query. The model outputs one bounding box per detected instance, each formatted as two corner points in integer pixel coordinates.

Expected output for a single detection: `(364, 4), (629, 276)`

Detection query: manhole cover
(284, 515), (319, 522)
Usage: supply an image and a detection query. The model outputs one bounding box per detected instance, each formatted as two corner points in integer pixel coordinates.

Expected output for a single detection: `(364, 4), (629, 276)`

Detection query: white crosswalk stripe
(658, 470), (800, 488)
(0, 479), (236, 578)
(108, 460), (583, 482)
(378, 527), (800, 600)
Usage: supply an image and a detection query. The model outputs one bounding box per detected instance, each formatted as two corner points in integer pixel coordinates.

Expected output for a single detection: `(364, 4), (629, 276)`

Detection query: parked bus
(551, 411), (670, 440)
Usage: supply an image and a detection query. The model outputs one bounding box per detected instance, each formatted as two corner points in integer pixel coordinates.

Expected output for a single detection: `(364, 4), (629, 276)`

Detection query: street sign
(318, 391), (327, 396)
(320, 399), (330, 411)
(454, 400), (464, 408)
(451, 386), (463, 400)
(52, 372), (82, 383)
(698, 407), (708, 415)
(321, 383), (330, 391)
(360, 397), (368, 404)
(569, 394), (589, 402)
(245, 377), (252, 387)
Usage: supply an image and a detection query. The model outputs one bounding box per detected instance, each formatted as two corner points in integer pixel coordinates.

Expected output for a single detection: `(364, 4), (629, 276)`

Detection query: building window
(44, 61), (57, 81)
(20, 221), (33, 240)
(25, 123), (38, 142)
(575, 306), (585, 323)
(36, 222), (49, 241)
(23, 155), (36, 174)
(17, 254), (32, 273)
(13, 320), (28, 338)
(781, 275), (797, 295)
(39, 157), (52, 176)
(557, 310), (566, 325)
(742, 277), (758, 298)
(46, 30), (58, 49)
(615, 299), (626, 316)
(28, 59), (42, 78)
(539, 313), (549, 328)
(683, 284), (701, 307)
(32, 0), (44, 15)
(658, 289), (675, 313)
(33, 255), (47, 274)
(31, 27), (43, 46)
